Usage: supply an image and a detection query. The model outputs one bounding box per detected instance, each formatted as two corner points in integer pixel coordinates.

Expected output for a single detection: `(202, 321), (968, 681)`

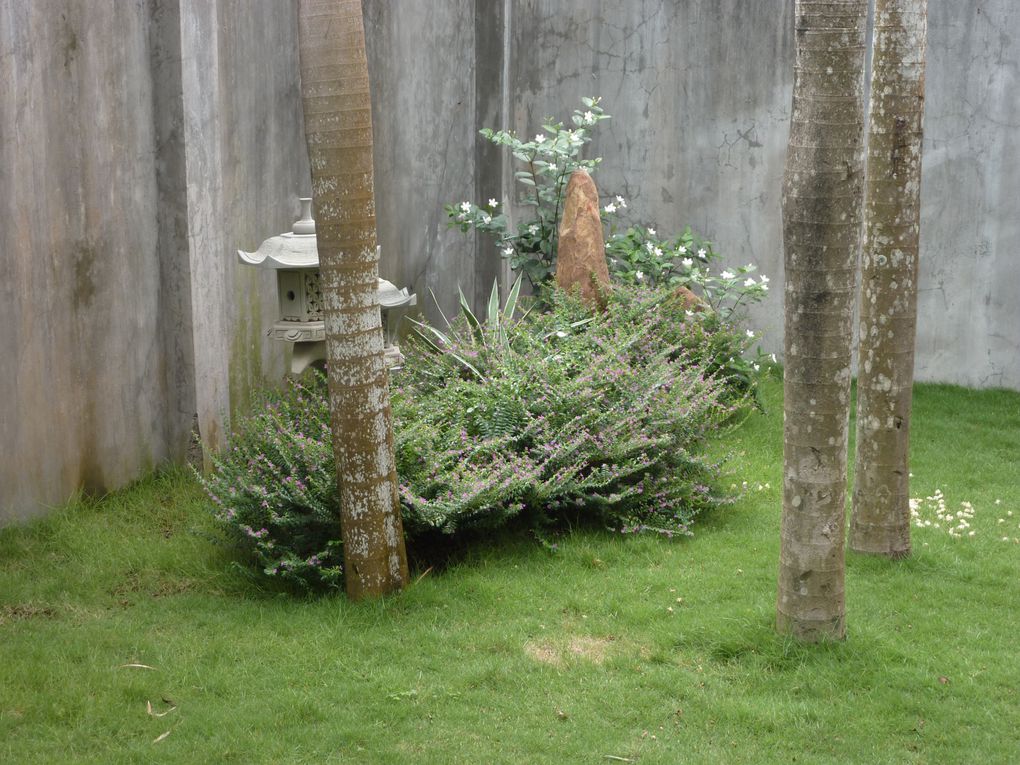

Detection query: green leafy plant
(445, 97), (774, 389)
(445, 96), (609, 289)
(605, 225), (768, 316)
(199, 378), (343, 591)
(603, 223), (775, 397)
(201, 284), (744, 590)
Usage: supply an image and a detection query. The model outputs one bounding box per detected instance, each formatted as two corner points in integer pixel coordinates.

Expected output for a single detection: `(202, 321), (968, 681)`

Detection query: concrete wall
(503, 0), (1019, 390)
(2, 0), (1017, 522)
(366, 0), (504, 323)
(0, 0), (306, 523)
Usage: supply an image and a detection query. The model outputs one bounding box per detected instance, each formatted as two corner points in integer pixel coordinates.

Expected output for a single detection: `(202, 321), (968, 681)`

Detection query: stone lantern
(238, 198), (416, 375)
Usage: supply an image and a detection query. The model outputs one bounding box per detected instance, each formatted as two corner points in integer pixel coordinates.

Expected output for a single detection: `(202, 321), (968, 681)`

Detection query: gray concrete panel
(1, 0), (309, 522)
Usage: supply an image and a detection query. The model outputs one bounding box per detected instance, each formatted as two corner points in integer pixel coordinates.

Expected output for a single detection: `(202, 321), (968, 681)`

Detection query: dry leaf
(153, 730), (172, 744)
(146, 700), (177, 718)
(119, 663), (156, 670)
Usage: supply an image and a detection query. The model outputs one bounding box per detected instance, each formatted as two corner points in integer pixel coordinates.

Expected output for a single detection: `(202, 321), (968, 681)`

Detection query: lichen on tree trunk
(297, 0), (409, 599)
(851, 0), (927, 558)
(777, 0), (869, 641)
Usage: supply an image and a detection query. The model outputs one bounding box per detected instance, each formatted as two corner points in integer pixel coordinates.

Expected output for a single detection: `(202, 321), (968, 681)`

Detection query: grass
(1, 379), (1018, 764)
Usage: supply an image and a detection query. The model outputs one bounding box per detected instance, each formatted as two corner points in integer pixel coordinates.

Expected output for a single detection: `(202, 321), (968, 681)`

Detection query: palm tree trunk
(851, 0), (927, 558)
(777, 0), (869, 641)
(297, 0), (409, 599)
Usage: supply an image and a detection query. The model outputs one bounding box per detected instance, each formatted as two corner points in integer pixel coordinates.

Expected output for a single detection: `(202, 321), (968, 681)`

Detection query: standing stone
(555, 169), (611, 308)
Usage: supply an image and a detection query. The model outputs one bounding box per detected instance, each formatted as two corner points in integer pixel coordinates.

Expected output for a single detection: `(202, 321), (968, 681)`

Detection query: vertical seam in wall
(500, 0), (513, 288)
(148, 0), (198, 461)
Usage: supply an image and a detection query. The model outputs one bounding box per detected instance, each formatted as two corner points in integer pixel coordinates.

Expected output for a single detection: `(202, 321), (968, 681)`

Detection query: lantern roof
(237, 198), (319, 270)
(237, 198), (416, 309)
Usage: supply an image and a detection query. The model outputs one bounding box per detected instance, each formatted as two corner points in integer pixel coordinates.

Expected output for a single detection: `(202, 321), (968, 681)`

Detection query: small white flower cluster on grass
(910, 489), (975, 537)
(994, 499), (1019, 543)
(730, 481), (771, 493)
(910, 490), (1019, 543)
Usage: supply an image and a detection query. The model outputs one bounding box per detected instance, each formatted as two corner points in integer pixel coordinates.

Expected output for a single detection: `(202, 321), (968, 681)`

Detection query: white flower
(502, 246), (514, 257)
(720, 270), (735, 280)
(636, 271), (645, 280)
(535, 133), (546, 143)
(761, 283), (769, 292)
(481, 213), (492, 224)
(681, 257), (694, 268)
(685, 309), (694, 317)
(648, 228), (656, 236)
(654, 247), (663, 257)
(760, 274), (770, 284)
(645, 241), (655, 252)
(528, 224), (539, 235)
(615, 195), (627, 208)
(488, 198), (499, 207)
(697, 248), (707, 258)
(746, 329), (755, 339)
(753, 363), (760, 371)
(770, 353), (777, 362)
(604, 203), (617, 214)
(583, 110), (595, 124)
(460, 201), (471, 213)
(547, 163), (558, 173)
(744, 278), (756, 287)
(678, 245), (688, 255)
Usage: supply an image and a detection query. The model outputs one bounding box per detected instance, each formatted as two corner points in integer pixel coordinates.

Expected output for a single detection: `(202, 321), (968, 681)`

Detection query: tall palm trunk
(297, 0), (409, 599)
(777, 0), (869, 641)
(851, 0), (927, 558)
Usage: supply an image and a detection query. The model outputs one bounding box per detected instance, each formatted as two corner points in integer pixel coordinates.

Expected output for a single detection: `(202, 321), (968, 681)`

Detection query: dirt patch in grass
(525, 635), (619, 667)
(0, 603), (57, 626)
(110, 571), (201, 600)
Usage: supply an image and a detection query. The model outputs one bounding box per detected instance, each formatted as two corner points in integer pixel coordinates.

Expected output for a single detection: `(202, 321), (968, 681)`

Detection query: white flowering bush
(446, 97), (775, 400)
(445, 97), (609, 288)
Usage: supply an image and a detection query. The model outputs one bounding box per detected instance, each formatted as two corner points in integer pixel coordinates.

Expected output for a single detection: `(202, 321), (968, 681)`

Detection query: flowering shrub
(201, 285), (740, 590)
(200, 379), (344, 591)
(445, 97), (609, 288)
(396, 284), (736, 539)
(446, 96), (774, 390)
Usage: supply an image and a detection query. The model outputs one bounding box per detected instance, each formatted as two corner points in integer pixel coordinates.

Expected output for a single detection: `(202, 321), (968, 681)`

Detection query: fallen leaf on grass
(153, 730), (172, 744)
(119, 663), (157, 670)
(146, 699), (177, 718)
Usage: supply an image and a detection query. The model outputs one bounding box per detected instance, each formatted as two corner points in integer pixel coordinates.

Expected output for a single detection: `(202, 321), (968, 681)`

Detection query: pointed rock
(555, 169), (611, 308)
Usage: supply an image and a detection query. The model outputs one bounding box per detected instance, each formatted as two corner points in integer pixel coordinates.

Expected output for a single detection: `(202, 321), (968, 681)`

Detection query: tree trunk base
(775, 612), (847, 643)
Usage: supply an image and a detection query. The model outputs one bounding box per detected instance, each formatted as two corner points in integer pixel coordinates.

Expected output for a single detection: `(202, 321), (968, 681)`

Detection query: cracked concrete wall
(506, 0), (1019, 389)
(1, 0), (306, 523)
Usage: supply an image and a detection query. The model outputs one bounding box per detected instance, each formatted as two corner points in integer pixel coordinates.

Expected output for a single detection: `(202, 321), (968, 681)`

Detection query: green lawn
(2, 379), (1018, 764)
